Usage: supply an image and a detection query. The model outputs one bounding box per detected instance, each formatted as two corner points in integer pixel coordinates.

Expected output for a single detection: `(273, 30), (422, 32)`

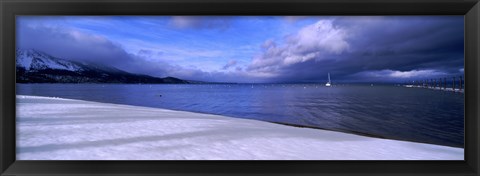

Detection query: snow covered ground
(16, 95), (464, 160)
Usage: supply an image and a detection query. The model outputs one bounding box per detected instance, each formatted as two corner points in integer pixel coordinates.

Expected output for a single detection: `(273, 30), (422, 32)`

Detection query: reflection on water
(17, 83), (464, 147)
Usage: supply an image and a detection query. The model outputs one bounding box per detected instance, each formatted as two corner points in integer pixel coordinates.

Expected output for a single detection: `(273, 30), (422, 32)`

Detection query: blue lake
(16, 83), (464, 148)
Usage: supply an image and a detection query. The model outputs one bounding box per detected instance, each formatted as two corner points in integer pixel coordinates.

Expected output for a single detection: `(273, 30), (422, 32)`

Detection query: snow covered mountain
(16, 49), (86, 72)
(16, 48), (189, 84)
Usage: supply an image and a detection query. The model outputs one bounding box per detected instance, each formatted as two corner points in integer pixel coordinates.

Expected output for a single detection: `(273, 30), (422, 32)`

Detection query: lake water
(16, 83), (464, 148)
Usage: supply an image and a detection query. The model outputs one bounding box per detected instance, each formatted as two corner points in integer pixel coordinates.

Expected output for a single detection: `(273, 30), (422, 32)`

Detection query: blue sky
(17, 16), (464, 83)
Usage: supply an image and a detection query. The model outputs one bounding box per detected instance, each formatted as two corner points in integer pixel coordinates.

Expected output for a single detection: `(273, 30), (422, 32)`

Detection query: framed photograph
(1, 0), (479, 175)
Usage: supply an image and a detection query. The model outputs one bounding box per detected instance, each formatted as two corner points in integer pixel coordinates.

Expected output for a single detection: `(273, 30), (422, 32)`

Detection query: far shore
(16, 95), (464, 160)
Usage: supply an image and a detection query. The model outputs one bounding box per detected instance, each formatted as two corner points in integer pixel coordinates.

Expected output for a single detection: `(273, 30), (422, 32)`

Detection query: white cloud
(359, 69), (448, 79)
(247, 20), (350, 74)
(292, 20), (349, 54)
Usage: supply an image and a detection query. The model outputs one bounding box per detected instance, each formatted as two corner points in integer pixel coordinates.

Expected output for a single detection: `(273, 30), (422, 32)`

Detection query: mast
(326, 72), (332, 87)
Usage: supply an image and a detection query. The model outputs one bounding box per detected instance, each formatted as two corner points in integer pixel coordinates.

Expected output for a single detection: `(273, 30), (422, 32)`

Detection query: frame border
(1, 0), (479, 175)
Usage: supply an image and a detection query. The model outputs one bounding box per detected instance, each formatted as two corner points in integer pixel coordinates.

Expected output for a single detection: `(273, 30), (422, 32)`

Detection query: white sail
(326, 73), (331, 87)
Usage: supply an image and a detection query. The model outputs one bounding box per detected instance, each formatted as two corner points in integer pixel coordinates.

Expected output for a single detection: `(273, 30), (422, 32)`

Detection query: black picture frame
(1, 0), (479, 175)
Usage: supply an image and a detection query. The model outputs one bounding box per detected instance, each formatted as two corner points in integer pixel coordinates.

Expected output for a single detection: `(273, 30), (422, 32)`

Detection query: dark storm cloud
(249, 16), (464, 83)
(137, 49), (154, 57)
(16, 24), (174, 77)
(15, 21), (257, 82)
(17, 16), (464, 83)
(18, 25), (131, 66)
(222, 60), (238, 70)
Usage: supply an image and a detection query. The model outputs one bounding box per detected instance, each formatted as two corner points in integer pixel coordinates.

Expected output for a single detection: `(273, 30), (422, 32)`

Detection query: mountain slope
(16, 49), (189, 84)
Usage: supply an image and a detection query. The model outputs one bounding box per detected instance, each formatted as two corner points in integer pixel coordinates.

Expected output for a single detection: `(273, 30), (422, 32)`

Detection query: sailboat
(325, 73), (331, 87)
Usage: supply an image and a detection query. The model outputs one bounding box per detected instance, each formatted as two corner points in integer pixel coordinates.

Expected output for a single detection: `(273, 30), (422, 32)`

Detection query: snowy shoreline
(16, 95), (464, 160)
